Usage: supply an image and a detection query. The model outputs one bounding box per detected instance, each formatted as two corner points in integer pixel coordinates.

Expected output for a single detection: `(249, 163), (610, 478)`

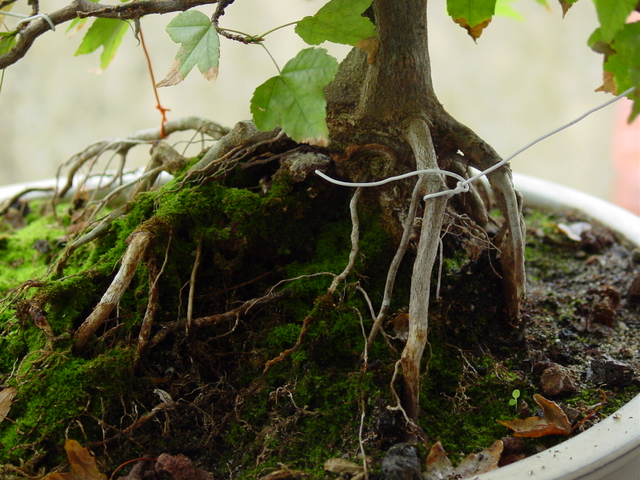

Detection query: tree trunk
(358, 0), (437, 122)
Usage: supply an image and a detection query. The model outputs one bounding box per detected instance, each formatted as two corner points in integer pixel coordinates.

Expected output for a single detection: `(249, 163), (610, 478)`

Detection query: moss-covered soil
(0, 157), (638, 479)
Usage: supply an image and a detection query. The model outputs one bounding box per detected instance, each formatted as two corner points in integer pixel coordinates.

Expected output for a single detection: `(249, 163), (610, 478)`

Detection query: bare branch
(0, 0), (221, 69)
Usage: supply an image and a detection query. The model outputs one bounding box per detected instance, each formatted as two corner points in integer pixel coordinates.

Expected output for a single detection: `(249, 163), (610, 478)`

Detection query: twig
(138, 22), (170, 137)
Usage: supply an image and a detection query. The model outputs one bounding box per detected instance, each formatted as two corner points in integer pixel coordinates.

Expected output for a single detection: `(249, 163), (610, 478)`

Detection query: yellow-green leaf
(74, 18), (129, 70)
(157, 10), (220, 87)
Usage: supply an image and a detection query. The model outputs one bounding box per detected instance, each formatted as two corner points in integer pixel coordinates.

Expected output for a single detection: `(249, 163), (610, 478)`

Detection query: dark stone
(591, 357), (636, 387)
(380, 443), (422, 480)
(627, 271), (640, 302)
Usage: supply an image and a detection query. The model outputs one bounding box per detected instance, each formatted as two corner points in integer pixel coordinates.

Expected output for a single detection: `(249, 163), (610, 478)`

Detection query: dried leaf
(595, 70), (617, 94)
(44, 439), (107, 480)
(497, 394), (572, 438)
(356, 36), (380, 64)
(324, 458), (364, 477)
(559, 1), (574, 18)
(424, 442), (454, 480)
(454, 440), (503, 477)
(0, 387), (17, 423)
(556, 222), (591, 241)
(424, 440), (502, 480)
(452, 17), (492, 41)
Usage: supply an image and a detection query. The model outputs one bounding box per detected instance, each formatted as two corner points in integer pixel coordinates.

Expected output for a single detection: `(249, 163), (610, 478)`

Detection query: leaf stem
(260, 42), (281, 74)
(257, 21), (298, 40)
(138, 22), (170, 138)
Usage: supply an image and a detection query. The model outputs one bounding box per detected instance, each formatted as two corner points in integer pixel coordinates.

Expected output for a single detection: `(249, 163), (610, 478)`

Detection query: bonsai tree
(0, 0), (638, 475)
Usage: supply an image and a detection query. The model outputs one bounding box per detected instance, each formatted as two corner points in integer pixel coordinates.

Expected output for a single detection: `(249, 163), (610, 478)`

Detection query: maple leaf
(0, 387), (17, 423)
(157, 10), (220, 87)
(497, 394), (572, 438)
(44, 439), (107, 480)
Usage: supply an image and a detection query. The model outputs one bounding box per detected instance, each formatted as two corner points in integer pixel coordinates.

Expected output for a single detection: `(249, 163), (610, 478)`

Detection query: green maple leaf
(251, 48), (339, 145)
(592, 0), (637, 42)
(0, 32), (17, 56)
(447, 0), (497, 27)
(604, 22), (640, 121)
(157, 10), (220, 87)
(295, 0), (376, 46)
(74, 18), (129, 70)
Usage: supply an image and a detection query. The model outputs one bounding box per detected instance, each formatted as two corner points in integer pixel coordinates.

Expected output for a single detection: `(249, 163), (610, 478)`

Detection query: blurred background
(1, 0), (638, 213)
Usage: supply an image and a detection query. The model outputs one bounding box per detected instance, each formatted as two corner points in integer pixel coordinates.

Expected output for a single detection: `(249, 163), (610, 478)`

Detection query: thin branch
(0, 0), (221, 69)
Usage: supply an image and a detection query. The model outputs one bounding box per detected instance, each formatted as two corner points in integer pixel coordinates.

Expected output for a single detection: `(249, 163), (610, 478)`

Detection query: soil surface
(0, 164), (638, 480)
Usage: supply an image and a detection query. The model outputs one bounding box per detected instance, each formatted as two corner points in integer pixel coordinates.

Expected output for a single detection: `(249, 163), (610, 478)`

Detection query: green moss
(0, 168), (637, 476)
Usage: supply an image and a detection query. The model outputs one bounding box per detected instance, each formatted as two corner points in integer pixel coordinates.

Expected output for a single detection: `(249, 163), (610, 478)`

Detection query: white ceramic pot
(474, 173), (640, 480)
(1, 173), (638, 479)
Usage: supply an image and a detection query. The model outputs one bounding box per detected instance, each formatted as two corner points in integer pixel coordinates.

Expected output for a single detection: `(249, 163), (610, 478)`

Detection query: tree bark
(358, 0), (437, 122)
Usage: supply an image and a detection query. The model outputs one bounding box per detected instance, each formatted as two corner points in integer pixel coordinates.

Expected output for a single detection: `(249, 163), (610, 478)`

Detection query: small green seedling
(508, 389), (521, 411)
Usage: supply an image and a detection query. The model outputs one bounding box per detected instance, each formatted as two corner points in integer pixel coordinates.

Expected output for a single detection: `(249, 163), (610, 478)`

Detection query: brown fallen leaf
(324, 458), (364, 477)
(44, 439), (107, 480)
(497, 393), (572, 438)
(0, 387), (17, 423)
(424, 442), (454, 480)
(454, 440), (503, 477)
(424, 440), (503, 480)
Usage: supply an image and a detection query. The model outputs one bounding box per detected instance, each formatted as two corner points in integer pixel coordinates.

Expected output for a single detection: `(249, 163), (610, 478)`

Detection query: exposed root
(53, 117), (228, 202)
(366, 179), (422, 349)
(74, 229), (152, 352)
(186, 237), (203, 338)
(328, 188), (362, 294)
(146, 289), (292, 351)
(438, 113), (526, 318)
(402, 117), (448, 423)
(137, 231), (172, 361)
(260, 294), (331, 377)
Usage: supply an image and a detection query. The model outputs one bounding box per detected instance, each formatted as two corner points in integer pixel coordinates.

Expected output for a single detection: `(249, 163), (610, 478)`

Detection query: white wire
(315, 86), (637, 201)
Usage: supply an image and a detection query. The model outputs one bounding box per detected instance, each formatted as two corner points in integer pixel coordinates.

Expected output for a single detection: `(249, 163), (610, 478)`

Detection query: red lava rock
(580, 227), (614, 253)
(540, 363), (577, 397)
(589, 286), (621, 328)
